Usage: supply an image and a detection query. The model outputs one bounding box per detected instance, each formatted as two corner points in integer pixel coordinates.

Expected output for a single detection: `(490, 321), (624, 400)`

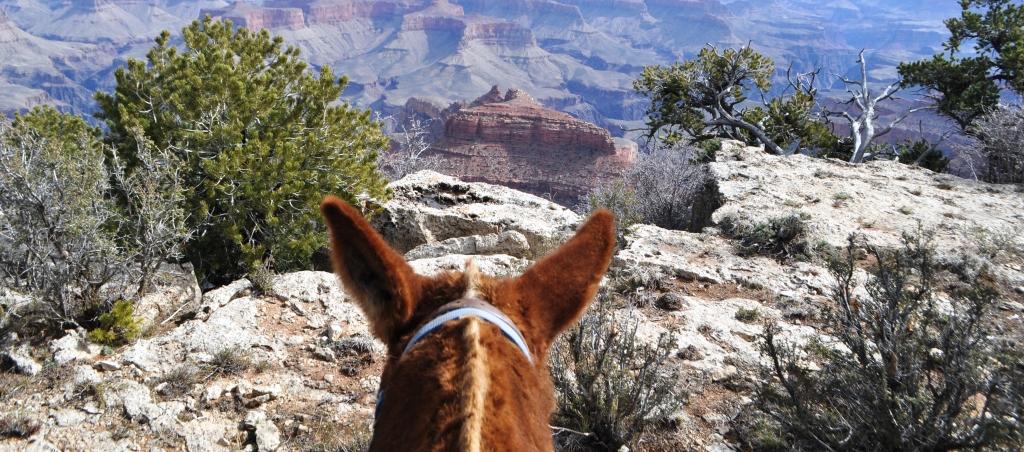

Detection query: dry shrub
(965, 104), (1024, 184)
(549, 290), (681, 451)
(154, 364), (201, 398)
(719, 212), (815, 261)
(205, 346), (253, 377)
(580, 147), (719, 236)
(0, 414), (40, 439)
(0, 107), (190, 337)
(740, 233), (1023, 450)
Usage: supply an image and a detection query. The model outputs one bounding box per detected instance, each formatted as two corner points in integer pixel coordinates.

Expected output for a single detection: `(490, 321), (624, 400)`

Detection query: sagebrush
(742, 233), (1023, 450)
(549, 290), (680, 451)
(0, 107), (189, 333)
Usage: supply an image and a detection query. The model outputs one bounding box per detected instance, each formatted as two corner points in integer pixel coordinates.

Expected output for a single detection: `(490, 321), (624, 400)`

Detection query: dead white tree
(376, 116), (441, 180)
(827, 50), (933, 163)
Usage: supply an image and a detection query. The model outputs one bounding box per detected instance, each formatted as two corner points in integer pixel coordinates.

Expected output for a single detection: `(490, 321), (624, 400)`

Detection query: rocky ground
(2, 145), (1022, 451)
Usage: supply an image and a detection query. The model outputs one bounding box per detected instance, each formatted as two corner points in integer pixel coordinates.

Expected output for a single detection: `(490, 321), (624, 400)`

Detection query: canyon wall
(427, 86), (637, 206)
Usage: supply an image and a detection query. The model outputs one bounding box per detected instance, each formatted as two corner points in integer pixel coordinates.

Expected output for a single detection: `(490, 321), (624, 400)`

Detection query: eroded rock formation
(426, 86), (637, 206)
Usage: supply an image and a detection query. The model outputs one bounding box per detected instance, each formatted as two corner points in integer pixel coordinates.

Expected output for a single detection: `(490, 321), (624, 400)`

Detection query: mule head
(320, 196), (615, 357)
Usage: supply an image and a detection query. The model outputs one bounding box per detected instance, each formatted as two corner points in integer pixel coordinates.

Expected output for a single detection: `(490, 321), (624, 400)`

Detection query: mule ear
(507, 210), (615, 348)
(321, 196), (419, 341)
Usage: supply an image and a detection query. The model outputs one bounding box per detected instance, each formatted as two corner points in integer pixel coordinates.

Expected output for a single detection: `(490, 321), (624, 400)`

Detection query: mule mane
(460, 259), (488, 451)
(460, 317), (489, 452)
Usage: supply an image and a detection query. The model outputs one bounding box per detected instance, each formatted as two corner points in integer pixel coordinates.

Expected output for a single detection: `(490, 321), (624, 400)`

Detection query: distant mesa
(419, 86), (637, 206)
(200, 1), (304, 30)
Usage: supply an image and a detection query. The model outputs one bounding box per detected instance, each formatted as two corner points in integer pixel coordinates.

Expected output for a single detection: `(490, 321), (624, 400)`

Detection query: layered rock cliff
(200, 1), (305, 30)
(264, 0), (407, 24)
(425, 86), (637, 206)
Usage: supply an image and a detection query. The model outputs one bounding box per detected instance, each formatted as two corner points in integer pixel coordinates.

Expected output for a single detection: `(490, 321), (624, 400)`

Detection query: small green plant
(734, 308), (761, 323)
(87, 300), (142, 346)
(549, 291), (680, 451)
(720, 213), (815, 261)
(894, 139), (950, 173)
(693, 139), (721, 163)
(831, 192), (850, 201)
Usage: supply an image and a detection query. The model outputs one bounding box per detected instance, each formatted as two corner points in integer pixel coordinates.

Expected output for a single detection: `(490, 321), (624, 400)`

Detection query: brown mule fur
(321, 196), (615, 451)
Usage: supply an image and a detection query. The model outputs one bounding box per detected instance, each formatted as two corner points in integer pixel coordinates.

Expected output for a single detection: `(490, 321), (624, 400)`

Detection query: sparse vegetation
(734, 308), (761, 323)
(154, 365), (201, 398)
(549, 290), (681, 451)
(377, 117), (442, 181)
(962, 225), (1023, 264)
(68, 380), (113, 408)
(248, 260), (277, 297)
(0, 414), (40, 439)
(741, 233), (1023, 450)
(608, 266), (670, 308)
(719, 213), (815, 261)
(285, 412), (373, 452)
(0, 374), (32, 403)
(965, 104), (1024, 184)
(204, 346), (253, 377)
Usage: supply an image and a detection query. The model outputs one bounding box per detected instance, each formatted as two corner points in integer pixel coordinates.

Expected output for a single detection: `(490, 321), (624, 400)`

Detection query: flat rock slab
(710, 142), (1024, 251)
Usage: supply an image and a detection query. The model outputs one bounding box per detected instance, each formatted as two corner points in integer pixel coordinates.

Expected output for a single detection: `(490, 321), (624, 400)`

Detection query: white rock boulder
(372, 171), (580, 252)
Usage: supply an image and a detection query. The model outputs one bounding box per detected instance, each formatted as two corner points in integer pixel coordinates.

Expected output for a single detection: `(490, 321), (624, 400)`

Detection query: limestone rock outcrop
(1, 156), (1021, 451)
(371, 170), (581, 253)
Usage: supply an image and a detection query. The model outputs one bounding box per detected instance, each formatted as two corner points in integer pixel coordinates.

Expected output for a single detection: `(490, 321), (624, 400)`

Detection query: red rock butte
(428, 86), (637, 206)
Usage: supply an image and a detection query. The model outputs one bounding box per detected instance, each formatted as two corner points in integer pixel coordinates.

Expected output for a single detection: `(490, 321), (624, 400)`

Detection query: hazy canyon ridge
(0, 0), (959, 136)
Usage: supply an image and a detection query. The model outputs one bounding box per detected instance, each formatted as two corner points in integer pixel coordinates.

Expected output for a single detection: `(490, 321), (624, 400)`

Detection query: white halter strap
(374, 298), (533, 422)
(401, 300), (532, 363)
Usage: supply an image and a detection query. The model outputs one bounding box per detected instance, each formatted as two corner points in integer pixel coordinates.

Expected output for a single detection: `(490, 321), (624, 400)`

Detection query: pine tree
(899, 0), (1024, 131)
(96, 17), (389, 282)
